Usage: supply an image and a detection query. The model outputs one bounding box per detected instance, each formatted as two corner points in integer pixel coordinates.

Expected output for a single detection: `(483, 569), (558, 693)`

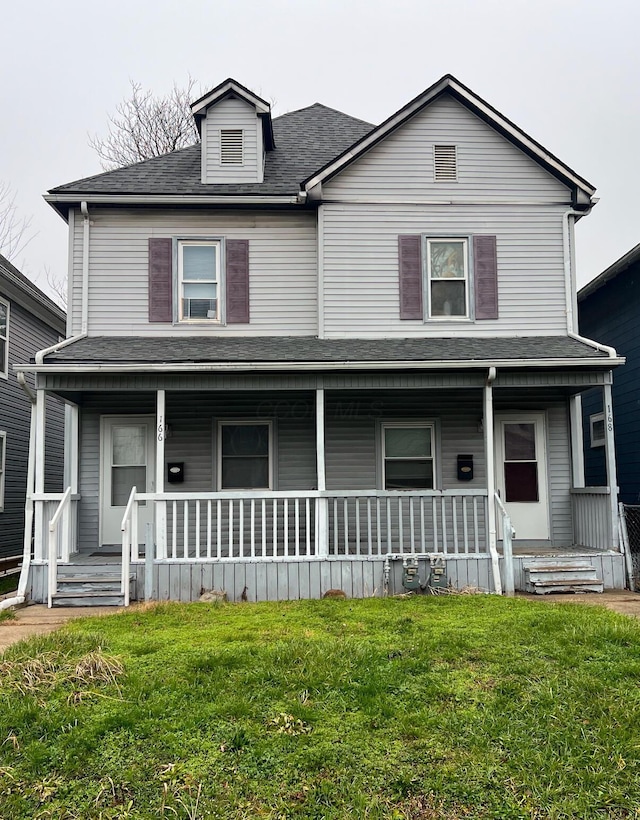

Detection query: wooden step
(51, 591), (125, 607)
(523, 559), (603, 595)
(526, 579), (604, 595)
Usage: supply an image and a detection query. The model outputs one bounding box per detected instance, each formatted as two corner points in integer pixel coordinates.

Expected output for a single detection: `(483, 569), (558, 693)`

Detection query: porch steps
(51, 566), (135, 607)
(524, 560), (604, 595)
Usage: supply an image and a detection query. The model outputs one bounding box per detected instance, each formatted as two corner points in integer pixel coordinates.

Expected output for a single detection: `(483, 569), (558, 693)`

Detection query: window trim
(0, 297), (9, 379)
(0, 431), (6, 512)
(424, 236), (471, 321)
(590, 412), (605, 448)
(216, 420), (274, 491)
(379, 421), (438, 491)
(175, 238), (224, 325)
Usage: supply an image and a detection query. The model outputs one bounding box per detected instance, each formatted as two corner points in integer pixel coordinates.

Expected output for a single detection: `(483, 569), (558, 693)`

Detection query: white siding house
(16, 75), (627, 606)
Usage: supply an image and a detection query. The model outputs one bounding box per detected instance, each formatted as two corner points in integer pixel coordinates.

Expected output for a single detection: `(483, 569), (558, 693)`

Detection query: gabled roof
(302, 74), (596, 207)
(190, 78), (275, 150)
(0, 254), (66, 331)
(578, 242), (640, 301)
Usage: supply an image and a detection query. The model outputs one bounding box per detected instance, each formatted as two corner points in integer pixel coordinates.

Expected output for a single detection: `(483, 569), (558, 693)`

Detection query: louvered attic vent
(220, 129), (244, 164)
(434, 145), (457, 181)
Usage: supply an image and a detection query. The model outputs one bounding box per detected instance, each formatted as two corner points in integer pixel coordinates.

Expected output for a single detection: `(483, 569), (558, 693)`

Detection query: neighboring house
(579, 244), (640, 504)
(16, 75), (628, 606)
(0, 255), (66, 563)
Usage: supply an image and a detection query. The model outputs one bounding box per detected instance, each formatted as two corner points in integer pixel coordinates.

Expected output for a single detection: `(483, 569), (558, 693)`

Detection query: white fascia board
(44, 194), (299, 206)
(303, 77), (595, 197)
(191, 81), (270, 116)
(14, 357), (625, 374)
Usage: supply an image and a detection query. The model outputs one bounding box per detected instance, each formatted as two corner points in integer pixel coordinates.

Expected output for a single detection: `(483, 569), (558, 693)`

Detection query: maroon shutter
(226, 239), (250, 324)
(398, 235), (423, 320)
(148, 238), (173, 323)
(473, 235), (498, 320)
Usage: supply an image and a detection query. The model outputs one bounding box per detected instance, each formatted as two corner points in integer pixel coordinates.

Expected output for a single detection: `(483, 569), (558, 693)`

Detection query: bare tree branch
(44, 265), (67, 309)
(88, 78), (200, 170)
(0, 181), (36, 261)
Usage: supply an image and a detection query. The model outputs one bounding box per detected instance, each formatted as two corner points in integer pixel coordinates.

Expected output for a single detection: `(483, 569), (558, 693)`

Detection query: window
(0, 432), (5, 511)
(178, 240), (220, 322)
(382, 423), (435, 489)
(590, 412), (605, 448)
(503, 422), (539, 502)
(434, 144), (457, 181)
(426, 238), (469, 318)
(0, 299), (8, 378)
(218, 422), (272, 490)
(220, 129), (244, 165)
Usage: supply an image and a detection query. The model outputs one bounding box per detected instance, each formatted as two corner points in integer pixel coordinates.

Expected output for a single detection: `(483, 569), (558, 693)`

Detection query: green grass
(0, 609), (15, 623)
(0, 574), (18, 596)
(1, 596), (640, 818)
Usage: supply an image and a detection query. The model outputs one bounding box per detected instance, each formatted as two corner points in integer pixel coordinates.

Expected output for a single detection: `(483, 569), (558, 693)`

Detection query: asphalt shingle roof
(43, 335), (608, 365)
(49, 104), (375, 197)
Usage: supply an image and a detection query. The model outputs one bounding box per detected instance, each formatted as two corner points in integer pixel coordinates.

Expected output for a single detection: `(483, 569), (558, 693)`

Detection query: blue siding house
(579, 244), (640, 504)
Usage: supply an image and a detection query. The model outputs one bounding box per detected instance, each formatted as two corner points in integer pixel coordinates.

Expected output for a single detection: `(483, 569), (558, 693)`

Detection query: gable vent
(220, 129), (244, 165)
(434, 145), (457, 181)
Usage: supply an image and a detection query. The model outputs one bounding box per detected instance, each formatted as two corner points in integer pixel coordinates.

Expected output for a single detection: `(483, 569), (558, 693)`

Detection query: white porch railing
(494, 491), (515, 597)
(34, 491), (79, 563)
(120, 487), (139, 606)
(571, 488), (613, 550)
(46, 488), (73, 608)
(132, 489), (489, 561)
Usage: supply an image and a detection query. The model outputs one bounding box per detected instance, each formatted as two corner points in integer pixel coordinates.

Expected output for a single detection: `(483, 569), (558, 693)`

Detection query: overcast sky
(1, 0), (638, 304)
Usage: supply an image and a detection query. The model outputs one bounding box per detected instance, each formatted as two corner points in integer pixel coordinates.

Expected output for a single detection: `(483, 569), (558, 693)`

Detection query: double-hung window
(426, 238), (468, 319)
(590, 413), (605, 448)
(178, 240), (220, 321)
(0, 432), (6, 511)
(382, 423), (435, 490)
(218, 422), (272, 490)
(0, 298), (8, 378)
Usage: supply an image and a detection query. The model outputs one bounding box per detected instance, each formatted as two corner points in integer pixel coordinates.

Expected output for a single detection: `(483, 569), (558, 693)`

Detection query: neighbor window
(590, 412), (605, 448)
(218, 422), (272, 489)
(382, 423), (435, 490)
(178, 240), (220, 321)
(0, 432), (6, 511)
(220, 129), (244, 165)
(0, 299), (8, 378)
(426, 238), (468, 318)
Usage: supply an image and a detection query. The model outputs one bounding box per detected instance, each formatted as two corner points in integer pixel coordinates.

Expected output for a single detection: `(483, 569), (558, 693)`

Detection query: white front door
(100, 416), (156, 545)
(495, 413), (550, 541)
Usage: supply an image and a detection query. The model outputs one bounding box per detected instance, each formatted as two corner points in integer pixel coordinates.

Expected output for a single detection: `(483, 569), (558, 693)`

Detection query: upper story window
(0, 299), (8, 378)
(178, 241), (221, 322)
(220, 129), (244, 165)
(426, 238), (469, 319)
(434, 145), (457, 181)
(382, 422), (435, 489)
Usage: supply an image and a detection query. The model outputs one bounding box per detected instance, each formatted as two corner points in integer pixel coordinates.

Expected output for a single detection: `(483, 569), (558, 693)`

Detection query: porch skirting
(27, 551), (626, 605)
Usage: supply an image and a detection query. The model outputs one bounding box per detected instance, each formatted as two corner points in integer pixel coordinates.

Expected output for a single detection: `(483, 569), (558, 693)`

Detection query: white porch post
(603, 378), (619, 549)
(569, 395), (585, 488)
(155, 389), (167, 559)
(34, 388), (47, 561)
(483, 371), (502, 594)
(316, 388), (329, 557)
(61, 403), (78, 561)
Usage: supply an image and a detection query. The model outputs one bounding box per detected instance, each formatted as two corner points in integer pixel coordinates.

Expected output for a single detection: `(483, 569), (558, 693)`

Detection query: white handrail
(47, 487), (72, 608)
(494, 492), (515, 596)
(120, 486), (137, 606)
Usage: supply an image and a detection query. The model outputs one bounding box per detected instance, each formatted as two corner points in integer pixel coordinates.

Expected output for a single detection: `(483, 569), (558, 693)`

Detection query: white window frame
(425, 237), (470, 320)
(590, 412), (605, 448)
(217, 420), (274, 491)
(177, 239), (222, 323)
(381, 421), (437, 491)
(0, 431), (6, 512)
(0, 297), (9, 379)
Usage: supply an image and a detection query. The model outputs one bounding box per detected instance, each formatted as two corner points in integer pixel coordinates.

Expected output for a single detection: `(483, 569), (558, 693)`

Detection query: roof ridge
(274, 102), (374, 128)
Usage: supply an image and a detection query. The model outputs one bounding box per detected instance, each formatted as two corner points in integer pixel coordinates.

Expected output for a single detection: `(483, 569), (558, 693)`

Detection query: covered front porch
(25, 364), (626, 605)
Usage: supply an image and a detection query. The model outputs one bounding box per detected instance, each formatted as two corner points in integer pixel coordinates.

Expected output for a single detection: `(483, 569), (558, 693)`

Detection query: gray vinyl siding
(0, 299), (64, 558)
(70, 208), (317, 337)
(321, 203), (568, 337)
(201, 97), (262, 184)
(324, 94), (571, 202)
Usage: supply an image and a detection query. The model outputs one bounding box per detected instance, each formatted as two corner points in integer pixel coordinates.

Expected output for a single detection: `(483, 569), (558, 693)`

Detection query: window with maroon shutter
(226, 239), (250, 324)
(178, 240), (221, 321)
(426, 238), (469, 318)
(148, 238), (173, 323)
(398, 235), (423, 320)
(473, 235), (498, 320)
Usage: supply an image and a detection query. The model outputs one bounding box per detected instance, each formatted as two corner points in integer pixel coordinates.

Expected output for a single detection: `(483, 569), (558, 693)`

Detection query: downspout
(0, 374), (36, 609)
(484, 366), (502, 595)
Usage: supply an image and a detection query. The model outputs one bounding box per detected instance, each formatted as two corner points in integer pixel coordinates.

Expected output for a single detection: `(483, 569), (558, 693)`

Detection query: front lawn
(1, 596), (639, 818)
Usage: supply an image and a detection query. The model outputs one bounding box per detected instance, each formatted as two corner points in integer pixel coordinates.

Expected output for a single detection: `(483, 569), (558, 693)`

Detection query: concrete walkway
(1, 592), (640, 654)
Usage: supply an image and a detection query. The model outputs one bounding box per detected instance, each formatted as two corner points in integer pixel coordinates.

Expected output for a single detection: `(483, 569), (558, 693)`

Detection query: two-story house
(17, 76), (628, 606)
(0, 254), (65, 573)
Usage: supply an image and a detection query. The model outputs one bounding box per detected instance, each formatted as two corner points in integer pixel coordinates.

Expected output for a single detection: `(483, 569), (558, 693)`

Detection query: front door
(495, 413), (550, 541)
(100, 416), (155, 545)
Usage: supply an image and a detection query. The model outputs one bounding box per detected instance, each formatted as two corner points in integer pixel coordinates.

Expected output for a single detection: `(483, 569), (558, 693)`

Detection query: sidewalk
(0, 605), (120, 653)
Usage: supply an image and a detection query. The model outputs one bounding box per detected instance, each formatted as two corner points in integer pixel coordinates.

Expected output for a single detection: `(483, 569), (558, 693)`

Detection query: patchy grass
(0, 574), (18, 596)
(0, 609), (16, 623)
(0, 596), (639, 818)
